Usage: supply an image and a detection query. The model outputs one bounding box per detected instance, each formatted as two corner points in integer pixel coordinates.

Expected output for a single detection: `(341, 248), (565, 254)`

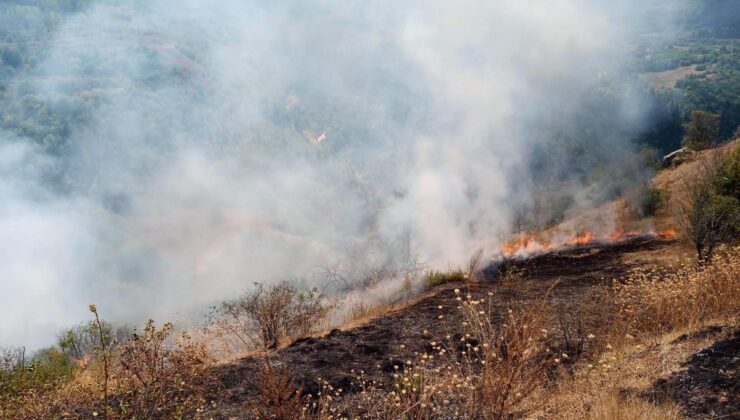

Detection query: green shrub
(678, 168), (740, 262)
(638, 187), (663, 216)
(57, 321), (130, 361)
(0, 347), (76, 400)
(720, 142), (740, 199)
(423, 270), (467, 288)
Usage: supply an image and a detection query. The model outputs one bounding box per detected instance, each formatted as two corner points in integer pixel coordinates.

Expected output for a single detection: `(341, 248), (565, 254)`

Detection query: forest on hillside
(1, 1), (737, 220)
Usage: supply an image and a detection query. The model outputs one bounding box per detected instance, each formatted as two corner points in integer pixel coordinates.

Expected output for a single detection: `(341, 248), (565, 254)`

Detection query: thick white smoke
(0, 0), (683, 348)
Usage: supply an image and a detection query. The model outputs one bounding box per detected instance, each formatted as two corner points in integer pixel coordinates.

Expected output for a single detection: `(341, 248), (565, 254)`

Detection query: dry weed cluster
(613, 245), (740, 337)
(250, 286), (555, 419)
(208, 281), (332, 350)
(1, 319), (219, 419)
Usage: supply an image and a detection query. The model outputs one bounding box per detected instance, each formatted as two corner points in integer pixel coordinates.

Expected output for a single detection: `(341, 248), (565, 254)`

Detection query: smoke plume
(0, 0), (685, 348)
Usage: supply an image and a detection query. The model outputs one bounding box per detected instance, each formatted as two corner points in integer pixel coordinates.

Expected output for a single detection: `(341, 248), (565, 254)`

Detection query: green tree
(682, 110), (720, 150)
(720, 141), (740, 199)
(675, 150), (740, 262)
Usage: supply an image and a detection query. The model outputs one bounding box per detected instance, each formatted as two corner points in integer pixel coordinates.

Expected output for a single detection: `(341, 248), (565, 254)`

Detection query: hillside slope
(195, 144), (740, 418)
(202, 235), (737, 419)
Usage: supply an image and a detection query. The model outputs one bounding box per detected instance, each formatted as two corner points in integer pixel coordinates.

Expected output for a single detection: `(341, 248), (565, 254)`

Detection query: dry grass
(332, 274), (420, 328)
(584, 393), (681, 420)
(639, 65), (704, 89)
(535, 317), (733, 420)
(612, 245), (740, 339)
(653, 140), (737, 194)
(534, 245), (740, 420)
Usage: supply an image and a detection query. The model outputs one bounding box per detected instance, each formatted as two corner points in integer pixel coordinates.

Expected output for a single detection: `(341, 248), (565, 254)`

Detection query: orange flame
(564, 230), (595, 247)
(500, 226), (676, 257)
(657, 228), (676, 239)
(502, 232), (544, 255)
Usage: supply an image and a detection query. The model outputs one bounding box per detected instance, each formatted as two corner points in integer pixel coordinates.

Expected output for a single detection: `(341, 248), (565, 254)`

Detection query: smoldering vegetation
(0, 0), (696, 348)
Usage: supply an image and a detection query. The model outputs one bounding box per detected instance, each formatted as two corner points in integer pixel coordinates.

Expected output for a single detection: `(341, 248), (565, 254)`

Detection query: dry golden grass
(653, 140), (737, 193)
(586, 392), (681, 420)
(536, 317), (733, 420)
(246, 244), (740, 419)
(534, 245), (740, 420)
(646, 140), (739, 234)
(612, 245), (740, 340)
(584, 392), (681, 420)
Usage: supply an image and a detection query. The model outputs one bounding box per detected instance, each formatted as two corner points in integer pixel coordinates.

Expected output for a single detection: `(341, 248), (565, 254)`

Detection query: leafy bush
(685, 183), (738, 261)
(673, 148), (740, 261)
(637, 187), (663, 216)
(57, 321), (130, 362)
(209, 281), (332, 349)
(0, 347), (75, 401)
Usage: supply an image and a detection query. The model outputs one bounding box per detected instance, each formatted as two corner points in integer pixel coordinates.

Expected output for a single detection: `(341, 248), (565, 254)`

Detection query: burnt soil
(651, 327), (740, 419)
(204, 238), (735, 418)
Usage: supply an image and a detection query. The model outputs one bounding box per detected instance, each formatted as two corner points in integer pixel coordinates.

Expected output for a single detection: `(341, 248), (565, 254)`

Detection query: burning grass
(499, 226), (677, 258)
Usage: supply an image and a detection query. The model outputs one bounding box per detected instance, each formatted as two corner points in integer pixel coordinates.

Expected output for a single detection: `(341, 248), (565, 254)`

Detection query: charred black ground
(651, 328), (740, 418)
(204, 238), (735, 418)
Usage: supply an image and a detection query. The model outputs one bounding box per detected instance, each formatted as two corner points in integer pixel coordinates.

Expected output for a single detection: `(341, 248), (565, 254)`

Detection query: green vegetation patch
(423, 270), (467, 288)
